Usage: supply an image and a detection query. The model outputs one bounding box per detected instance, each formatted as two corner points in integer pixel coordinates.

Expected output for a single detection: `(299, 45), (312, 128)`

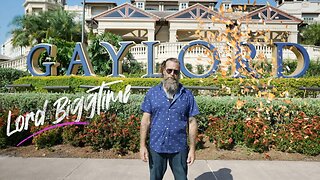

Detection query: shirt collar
(158, 83), (185, 102)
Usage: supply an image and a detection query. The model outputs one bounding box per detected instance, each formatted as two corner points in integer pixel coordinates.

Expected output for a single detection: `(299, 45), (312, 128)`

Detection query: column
(169, 29), (177, 42)
(148, 29), (155, 41)
(289, 31), (298, 43)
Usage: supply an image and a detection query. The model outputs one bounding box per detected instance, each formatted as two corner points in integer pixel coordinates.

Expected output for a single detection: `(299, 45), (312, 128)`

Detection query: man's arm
(187, 116), (198, 165)
(140, 112), (151, 162)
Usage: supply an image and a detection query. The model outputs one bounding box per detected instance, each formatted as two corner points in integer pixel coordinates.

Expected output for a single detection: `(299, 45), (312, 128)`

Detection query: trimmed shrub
(205, 117), (241, 150)
(13, 76), (320, 98)
(31, 125), (63, 148)
(0, 92), (319, 155)
(274, 113), (320, 156)
(0, 68), (29, 92)
(84, 113), (140, 153)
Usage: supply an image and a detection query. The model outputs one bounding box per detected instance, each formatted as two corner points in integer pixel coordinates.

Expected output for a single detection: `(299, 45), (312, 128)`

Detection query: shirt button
(166, 128), (168, 130)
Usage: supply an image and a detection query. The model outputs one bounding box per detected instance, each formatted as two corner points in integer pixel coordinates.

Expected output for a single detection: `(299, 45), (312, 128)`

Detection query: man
(140, 58), (199, 180)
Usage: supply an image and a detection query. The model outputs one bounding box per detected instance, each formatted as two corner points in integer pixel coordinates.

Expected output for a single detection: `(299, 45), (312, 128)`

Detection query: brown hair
(159, 58), (180, 76)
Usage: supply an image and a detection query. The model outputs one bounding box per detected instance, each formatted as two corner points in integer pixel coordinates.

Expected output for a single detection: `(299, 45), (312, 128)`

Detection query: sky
(0, 0), (276, 46)
(0, 0), (129, 46)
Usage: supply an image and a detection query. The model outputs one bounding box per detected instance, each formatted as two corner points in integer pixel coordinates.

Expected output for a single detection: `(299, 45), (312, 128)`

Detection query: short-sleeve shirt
(141, 83), (200, 153)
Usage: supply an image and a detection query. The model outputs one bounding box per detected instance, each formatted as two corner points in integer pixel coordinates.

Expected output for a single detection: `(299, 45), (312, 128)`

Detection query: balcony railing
(130, 42), (320, 63)
(0, 56), (27, 71)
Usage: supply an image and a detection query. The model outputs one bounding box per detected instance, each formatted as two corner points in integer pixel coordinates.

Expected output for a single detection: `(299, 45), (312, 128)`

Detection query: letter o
(178, 40), (220, 78)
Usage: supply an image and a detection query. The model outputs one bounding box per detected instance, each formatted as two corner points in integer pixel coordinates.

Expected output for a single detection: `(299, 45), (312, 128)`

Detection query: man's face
(163, 61), (180, 81)
(162, 61), (180, 95)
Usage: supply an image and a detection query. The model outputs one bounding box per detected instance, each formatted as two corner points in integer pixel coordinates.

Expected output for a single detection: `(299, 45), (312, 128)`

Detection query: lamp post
(81, 0), (86, 43)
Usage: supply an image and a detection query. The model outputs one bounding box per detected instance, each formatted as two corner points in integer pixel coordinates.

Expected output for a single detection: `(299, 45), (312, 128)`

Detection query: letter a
(66, 43), (95, 76)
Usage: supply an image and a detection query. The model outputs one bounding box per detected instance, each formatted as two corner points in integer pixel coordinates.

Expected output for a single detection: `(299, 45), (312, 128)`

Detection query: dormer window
(136, 2), (145, 10)
(179, 3), (188, 10)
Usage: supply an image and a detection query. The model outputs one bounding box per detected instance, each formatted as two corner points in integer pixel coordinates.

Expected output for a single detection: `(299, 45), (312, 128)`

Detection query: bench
(299, 87), (320, 98)
(44, 86), (71, 93)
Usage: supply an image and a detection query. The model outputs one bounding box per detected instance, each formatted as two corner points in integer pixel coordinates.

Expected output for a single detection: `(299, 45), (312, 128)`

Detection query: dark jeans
(149, 149), (188, 180)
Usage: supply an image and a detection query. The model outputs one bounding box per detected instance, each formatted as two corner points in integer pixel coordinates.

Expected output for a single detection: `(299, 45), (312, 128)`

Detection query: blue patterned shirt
(141, 83), (200, 153)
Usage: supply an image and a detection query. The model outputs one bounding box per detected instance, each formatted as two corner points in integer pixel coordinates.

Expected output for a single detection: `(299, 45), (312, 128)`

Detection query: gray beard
(163, 78), (179, 98)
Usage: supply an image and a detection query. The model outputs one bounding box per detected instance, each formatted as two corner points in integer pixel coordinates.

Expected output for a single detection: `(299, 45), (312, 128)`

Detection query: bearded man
(140, 58), (199, 180)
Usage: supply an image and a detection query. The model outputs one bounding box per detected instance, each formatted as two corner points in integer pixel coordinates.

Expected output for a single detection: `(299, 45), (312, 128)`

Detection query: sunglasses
(166, 69), (180, 75)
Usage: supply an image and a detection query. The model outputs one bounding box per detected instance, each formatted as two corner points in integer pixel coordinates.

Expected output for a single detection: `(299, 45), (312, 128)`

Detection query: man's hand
(140, 146), (149, 162)
(188, 116), (198, 166)
(187, 149), (195, 165)
(140, 112), (150, 162)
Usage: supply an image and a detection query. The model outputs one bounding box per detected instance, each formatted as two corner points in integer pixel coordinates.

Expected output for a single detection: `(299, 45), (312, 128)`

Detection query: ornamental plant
(31, 124), (63, 149)
(0, 108), (33, 148)
(274, 112), (320, 156)
(62, 115), (87, 147)
(84, 112), (140, 154)
(205, 116), (244, 150)
(243, 117), (273, 153)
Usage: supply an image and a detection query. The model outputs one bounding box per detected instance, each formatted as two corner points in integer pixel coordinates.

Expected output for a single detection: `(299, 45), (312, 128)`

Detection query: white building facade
(277, 0), (320, 24)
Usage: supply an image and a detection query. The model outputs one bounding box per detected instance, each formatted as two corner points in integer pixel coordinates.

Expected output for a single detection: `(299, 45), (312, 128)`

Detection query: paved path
(0, 156), (319, 180)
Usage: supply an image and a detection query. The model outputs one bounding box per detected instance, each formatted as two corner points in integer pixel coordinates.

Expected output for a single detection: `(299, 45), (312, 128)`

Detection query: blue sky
(0, 0), (129, 46)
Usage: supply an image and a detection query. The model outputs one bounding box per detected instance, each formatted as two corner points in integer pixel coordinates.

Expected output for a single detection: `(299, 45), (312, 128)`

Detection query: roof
(224, 12), (247, 20)
(166, 3), (231, 22)
(238, 5), (302, 23)
(149, 11), (176, 18)
(93, 3), (160, 21)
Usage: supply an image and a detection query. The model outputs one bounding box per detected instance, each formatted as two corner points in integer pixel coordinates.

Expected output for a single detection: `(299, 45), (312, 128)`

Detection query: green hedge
(0, 92), (319, 155)
(1, 93), (320, 129)
(0, 68), (30, 92)
(13, 76), (320, 97)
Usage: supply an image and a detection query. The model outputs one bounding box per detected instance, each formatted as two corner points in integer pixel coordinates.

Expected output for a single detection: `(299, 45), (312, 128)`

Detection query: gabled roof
(166, 3), (231, 22)
(238, 5), (302, 23)
(92, 3), (160, 21)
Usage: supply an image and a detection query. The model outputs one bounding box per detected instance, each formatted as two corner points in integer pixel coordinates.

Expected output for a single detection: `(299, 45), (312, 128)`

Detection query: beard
(162, 77), (179, 97)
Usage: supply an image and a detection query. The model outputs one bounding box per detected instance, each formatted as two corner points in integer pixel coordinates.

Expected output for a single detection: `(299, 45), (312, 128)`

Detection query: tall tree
(10, 9), (81, 48)
(301, 23), (320, 46)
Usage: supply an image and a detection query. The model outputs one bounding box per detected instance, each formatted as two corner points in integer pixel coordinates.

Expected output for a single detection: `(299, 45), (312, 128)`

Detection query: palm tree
(10, 9), (81, 48)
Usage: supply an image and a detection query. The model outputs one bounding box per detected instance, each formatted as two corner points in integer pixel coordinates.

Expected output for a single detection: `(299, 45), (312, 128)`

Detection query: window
(145, 7), (157, 11)
(304, 17), (314, 21)
(166, 8), (179, 11)
(180, 3), (188, 10)
(136, 2), (144, 9)
(224, 4), (231, 10)
(303, 17), (314, 23)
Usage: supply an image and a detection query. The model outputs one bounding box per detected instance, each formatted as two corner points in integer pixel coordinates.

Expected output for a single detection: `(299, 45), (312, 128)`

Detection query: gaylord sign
(26, 40), (310, 78)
